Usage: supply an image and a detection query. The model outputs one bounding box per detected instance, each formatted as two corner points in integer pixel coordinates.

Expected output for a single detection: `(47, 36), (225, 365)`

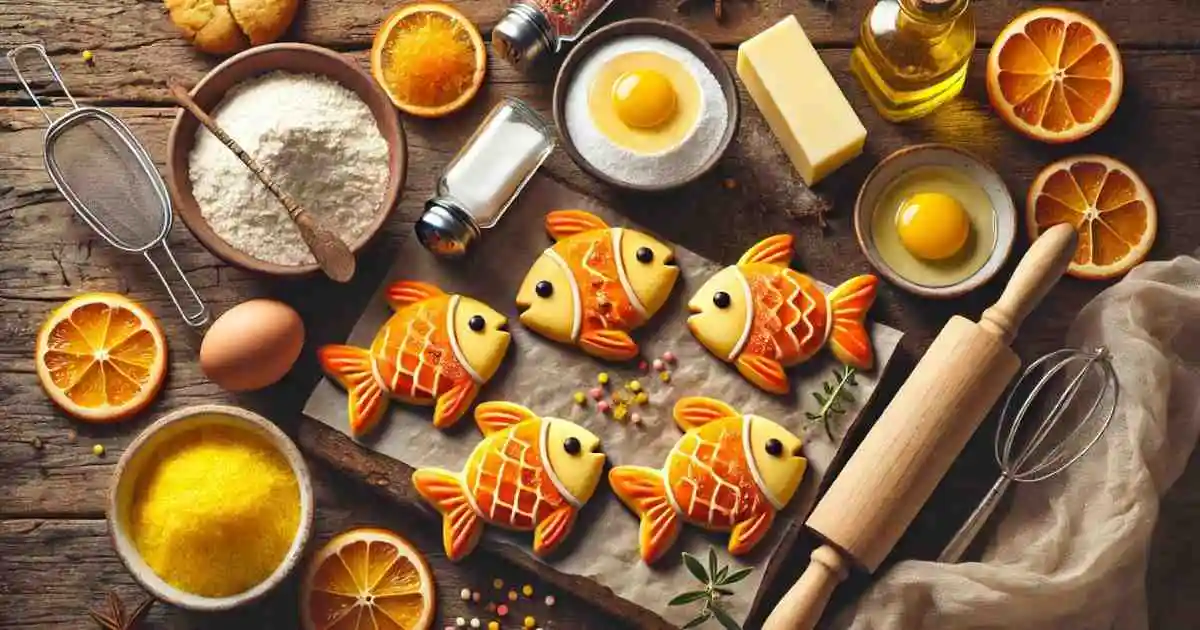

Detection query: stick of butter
(737, 16), (867, 186)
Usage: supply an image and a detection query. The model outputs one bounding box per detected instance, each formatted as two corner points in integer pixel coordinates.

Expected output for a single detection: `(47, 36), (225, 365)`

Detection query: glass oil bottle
(851, 0), (975, 122)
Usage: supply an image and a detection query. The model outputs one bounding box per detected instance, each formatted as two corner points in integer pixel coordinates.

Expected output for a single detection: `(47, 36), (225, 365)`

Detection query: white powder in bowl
(564, 36), (729, 187)
(188, 71), (390, 266)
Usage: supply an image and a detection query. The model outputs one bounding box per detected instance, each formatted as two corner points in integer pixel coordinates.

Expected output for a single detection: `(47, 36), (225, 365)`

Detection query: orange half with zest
(35, 293), (167, 422)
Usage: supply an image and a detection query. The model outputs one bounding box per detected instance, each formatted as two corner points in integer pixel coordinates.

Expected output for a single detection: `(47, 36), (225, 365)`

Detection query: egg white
(564, 36), (729, 187)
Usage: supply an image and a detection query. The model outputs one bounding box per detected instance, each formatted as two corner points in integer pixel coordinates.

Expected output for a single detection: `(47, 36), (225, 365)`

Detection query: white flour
(189, 71), (389, 266)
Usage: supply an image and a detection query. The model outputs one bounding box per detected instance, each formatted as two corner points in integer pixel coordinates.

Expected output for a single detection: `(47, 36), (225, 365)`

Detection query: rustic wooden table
(3, 1), (1199, 628)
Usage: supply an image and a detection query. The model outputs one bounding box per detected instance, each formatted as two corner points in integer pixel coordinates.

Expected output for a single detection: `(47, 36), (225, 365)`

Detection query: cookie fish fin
(737, 234), (794, 267)
(433, 381), (478, 430)
(385, 280), (445, 310)
(533, 505), (577, 557)
(474, 401), (539, 436)
(673, 397), (740, 432)
(729, 508), (775, 556)
(736, 354), (790, 395)
(412, 468), (483, 562)
(546, 209), (610, 241)
(318, 345), (387, 436)
(579, 329), (639, 361)
(609, 466), (681, 564)
(827, 275), (878, 371)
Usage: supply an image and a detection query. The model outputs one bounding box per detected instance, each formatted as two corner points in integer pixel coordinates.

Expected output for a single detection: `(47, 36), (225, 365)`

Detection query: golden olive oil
(851, 0), (975, 122)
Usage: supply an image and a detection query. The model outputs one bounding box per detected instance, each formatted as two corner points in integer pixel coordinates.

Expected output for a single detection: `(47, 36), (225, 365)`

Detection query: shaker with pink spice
(492, 0), (615, 70)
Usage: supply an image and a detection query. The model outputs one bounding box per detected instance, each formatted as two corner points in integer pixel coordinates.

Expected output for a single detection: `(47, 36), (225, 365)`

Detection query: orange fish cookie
(687, 234), (877, 394)
(318, 281), (511, 436)
(516, 210), (680, 361)
(609, 397), (807, 563)
(413, 402), (606, 561)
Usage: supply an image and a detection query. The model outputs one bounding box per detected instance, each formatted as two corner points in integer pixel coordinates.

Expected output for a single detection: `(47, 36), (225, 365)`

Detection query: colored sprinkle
(487, 603), (497, 612)
(663, 351), (677, 363)
(461, 588), (472, 601)
(597, 400), (611, 413)
(82, 50), (94, 64)
(470, 620), (481, 629)
(635, 392), (649, 405)
(598, 372), (610, 385)
(92, 444), (105, 457)
(652, 359), (665, 371)
(638, 360), (649, 371)
(508, 590), (518, 602)
(660, 371), (671, 383)
(631, 412), (642, 424)
(472, 591), (481, 602)
(488, 623), (500, 630)
(446, 626), (456, 630)
(456, 618), (466, 627)
(524, 617), (536, 628)
(573, 391), (586, 405)
(493, 578), (504, 589)
(545, 595), (557, 606)
(497, 603), (510, 616)
(626, 380), (642, 393)
(589, 387), (604, 400)
(522, 584), (533, 597)
(613, 404), (628, 422)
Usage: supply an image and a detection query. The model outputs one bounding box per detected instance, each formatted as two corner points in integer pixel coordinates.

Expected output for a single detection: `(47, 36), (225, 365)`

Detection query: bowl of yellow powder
(108, 404), (314, 610)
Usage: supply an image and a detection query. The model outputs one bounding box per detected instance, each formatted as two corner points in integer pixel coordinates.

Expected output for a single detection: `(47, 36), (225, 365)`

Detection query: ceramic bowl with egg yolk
(854, 144), (1017, 299)
(553, 19), (739, 192)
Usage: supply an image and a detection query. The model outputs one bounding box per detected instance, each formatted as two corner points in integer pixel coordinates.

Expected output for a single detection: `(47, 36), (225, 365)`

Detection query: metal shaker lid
(415, 199), (480, 258)
(492, 3), (556, 70)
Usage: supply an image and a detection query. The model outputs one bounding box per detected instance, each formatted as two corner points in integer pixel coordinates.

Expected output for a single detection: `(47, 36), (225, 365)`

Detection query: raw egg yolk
(896, 192), (970, 261)
(611, 69), (677, 129)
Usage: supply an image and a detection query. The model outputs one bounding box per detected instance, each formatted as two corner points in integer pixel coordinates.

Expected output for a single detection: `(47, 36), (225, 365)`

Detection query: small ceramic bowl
(854, 144), (1017, 298)
(552, 19), (740, 192)
(108, 404), (314, 611)
(167, 43), (406, 277)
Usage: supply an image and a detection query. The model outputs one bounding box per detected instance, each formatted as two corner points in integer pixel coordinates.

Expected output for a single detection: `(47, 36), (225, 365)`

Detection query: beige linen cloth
(830, 256), (1200, 630)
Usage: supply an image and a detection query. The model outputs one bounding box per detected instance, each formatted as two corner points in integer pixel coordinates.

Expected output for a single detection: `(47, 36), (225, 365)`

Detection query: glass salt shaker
(416, 97), (556, 257)
(493, 0), (616, 70)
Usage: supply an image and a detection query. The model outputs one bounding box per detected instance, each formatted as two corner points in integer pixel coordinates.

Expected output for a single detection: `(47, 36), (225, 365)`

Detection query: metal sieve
(8, 43), (209, 326)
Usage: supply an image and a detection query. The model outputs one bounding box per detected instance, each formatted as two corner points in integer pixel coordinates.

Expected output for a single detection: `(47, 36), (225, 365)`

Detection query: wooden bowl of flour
(167, 43), (406, 277)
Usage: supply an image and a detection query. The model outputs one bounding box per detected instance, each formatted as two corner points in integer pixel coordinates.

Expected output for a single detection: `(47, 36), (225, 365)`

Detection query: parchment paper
(304, 176), (903, 627)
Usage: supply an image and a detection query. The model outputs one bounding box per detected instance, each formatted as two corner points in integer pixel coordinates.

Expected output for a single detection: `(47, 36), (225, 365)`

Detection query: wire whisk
(939, 347), (1118, 563)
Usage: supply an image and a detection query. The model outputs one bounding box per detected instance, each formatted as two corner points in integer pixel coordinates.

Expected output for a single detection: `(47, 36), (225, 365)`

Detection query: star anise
(88, 591), (155, 630)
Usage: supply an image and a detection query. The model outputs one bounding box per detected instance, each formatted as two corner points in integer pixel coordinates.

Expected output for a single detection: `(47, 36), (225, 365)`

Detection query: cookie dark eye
(535, 280), (553, 298)
(468, 315), (486, 332)
(636, 247), (654, 263)
(713, 291), (731, 309)
(564, 437), (581, 455)
(766, 438), (783, 457)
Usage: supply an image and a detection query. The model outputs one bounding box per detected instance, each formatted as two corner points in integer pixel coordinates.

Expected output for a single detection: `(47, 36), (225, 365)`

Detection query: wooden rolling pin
(763, 223), (1079, 630)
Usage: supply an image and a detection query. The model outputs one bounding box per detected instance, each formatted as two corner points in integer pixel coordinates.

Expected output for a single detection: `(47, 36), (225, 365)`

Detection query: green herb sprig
(669, 548), (753, 629)
(805, 365), (858, 440)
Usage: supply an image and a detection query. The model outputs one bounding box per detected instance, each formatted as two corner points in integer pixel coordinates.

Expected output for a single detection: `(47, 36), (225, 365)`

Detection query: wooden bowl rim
(166, 42), (407, 277)
(551, 18), (740, 193)
(107, 404), (315, 611)
(853, 143), (1018, 299)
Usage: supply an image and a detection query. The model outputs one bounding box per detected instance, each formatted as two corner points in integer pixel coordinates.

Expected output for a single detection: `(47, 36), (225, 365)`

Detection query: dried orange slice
(987, 8), (1123, 143)
(35, 293), (167, 423)
(370, 3), (486, 118)
(301, 528), (435, 630)
(1027, 155), (1156, 279)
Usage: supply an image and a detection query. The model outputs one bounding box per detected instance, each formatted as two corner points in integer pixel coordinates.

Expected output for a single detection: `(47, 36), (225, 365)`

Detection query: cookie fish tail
(412, 468), (483, 562)
(827, 275), (878, 371)
(318, 345), (387, 437)
(609, 466), (681, 564)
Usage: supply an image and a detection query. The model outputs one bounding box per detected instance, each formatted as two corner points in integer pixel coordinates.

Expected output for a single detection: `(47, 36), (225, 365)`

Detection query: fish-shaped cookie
(609, 397), (807, 563)
(687, 234), (877, 394)
(318, 281), (511, 435)
(516, 210), (679, 361)
(413, 401), (606, 561)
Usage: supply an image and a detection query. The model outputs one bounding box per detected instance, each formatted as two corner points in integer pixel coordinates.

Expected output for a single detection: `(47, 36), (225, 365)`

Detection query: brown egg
(200, 299), (305, 392)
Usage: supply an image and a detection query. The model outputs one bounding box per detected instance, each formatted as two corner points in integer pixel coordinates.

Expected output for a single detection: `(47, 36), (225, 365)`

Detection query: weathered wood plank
(0, 464), (627, 629)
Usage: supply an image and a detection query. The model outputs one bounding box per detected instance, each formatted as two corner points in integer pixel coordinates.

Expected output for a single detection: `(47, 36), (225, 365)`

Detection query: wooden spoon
(168, 81), (356, 283)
